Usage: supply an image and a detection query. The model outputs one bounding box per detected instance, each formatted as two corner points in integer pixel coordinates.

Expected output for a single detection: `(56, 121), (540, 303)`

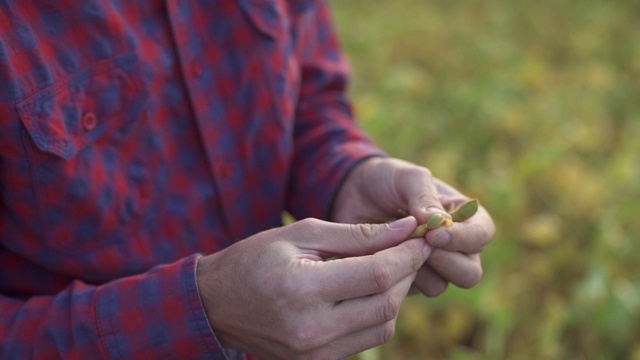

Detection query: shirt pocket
(238, 0), (290, 40)
(14, 53), (152, 251)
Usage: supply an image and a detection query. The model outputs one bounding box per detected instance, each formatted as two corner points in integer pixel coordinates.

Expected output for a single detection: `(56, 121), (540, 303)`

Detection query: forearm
(286, 2), (385, 220)
(0, 255), (224, 359)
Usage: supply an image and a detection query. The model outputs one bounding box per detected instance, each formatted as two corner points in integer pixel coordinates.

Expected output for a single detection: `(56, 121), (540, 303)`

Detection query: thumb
(296, 216), (418, 258)
(402, 170), (450, 225)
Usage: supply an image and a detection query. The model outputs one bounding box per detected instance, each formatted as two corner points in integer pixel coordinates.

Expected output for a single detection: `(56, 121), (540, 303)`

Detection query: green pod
(449, 199), (479, 222)
(426, 213), (446, 229)
(407, 223), (428, 239)
(406, 213), (447, 240)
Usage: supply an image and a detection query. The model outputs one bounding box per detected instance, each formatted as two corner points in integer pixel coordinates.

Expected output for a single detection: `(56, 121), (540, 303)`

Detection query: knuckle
(414, 166), (433, 180)
(304, 217), (323, 226)
(460, 265), (483, 289)
(381, 294), (402, 322)
(407, 247), (423, 270)
(483, 216), (497, 238)
(380, 322), (396, 344)
(294, 279), (317, 301)
(416, 193), (436, 206)
(350, 223), (377, 242)
(424, 281), (449, 298)
(464, 224), (486, 253)
(296, 218), (322, 232)
(275, 275), (318, 308)
(370, 262), (394, 291)
(480, 224), (496, 247)
(473, 243), (487, 255)
(475, 224), (492, 247)
(286, 322), (321, 354)
(468, 221), (495, 253)
(470, 239), (487, 255)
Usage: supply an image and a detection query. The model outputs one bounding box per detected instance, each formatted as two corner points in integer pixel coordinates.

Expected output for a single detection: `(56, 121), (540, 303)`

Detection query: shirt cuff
(95, 254), (228, 359)
(288, 140), (387, 221)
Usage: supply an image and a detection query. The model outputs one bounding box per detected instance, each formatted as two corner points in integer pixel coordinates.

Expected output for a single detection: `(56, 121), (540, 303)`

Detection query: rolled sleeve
(286, 2), (386, 220)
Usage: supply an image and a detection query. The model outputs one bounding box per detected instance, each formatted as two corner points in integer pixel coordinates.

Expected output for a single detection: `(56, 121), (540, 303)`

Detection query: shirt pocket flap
(238, 0), (289, 40)
(15, 54), (148, 160)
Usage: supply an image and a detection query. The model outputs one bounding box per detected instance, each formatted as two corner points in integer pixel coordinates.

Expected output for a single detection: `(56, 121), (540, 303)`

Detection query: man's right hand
(196, 216), (430, 359)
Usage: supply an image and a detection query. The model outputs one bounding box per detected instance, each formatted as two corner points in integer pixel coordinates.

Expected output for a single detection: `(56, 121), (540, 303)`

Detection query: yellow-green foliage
(331, 0), (640, 359)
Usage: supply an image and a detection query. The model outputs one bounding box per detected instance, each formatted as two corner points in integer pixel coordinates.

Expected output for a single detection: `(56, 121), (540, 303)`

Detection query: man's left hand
(331, 157), (496, 297)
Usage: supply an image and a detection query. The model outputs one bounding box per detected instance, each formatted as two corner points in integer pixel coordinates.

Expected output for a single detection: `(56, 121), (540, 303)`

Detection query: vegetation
(331, 0), (640, 359)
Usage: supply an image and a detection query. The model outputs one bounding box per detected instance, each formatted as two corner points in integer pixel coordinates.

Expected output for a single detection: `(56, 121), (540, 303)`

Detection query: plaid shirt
(0, 1), (383, 358)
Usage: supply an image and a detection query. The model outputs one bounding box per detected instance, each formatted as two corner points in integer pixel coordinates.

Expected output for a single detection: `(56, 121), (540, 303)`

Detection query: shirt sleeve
(0, 254), (227, 360)
(286, 1), (387, 221)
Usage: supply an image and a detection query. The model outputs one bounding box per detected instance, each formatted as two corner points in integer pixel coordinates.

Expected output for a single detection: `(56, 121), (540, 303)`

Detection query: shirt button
(190, 61), (203, 78)
(82, 112), (98, 131)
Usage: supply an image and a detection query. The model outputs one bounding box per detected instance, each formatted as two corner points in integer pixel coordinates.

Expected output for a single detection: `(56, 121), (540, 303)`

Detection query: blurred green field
(330, 1), (640, 359)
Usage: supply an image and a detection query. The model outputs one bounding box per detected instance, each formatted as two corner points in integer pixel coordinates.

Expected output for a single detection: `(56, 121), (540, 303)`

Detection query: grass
(331, 1), (640, 359)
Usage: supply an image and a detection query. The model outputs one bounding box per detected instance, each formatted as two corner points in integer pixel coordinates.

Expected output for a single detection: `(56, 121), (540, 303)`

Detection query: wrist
(330, 157), (381, 221)
(195, 254), (229, 347)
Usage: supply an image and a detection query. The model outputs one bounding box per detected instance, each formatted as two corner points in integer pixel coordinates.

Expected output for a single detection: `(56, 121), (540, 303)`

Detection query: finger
(397, 167), (451, 225)
(328, 273), (415, 335)
(427, 250), (483, 289)
(408, 284), (420, 296)
(306, 318), (398, 360)
(413, 264), (449, 297)
(307, 274), (415, 358)
(424, 204), (495, 254)
(293, 216), (417, 258)
(311, 238), (428, 302)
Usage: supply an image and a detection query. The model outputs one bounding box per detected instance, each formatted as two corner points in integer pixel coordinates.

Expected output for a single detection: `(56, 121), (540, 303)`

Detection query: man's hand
(331, 157), (496, 297)
(197, 216), (430, 359)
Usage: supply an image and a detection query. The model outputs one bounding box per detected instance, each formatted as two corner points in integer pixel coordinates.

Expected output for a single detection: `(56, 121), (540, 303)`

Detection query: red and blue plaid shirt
(0, 1), (383, 358)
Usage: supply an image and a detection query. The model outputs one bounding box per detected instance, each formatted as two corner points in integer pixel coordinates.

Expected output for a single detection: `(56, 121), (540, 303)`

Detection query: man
(0, 0), (495, 359)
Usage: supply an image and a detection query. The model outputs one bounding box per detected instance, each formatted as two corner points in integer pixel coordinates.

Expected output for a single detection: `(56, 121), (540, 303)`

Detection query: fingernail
(389, 216), (414, 229)
(431, 229), (451, 247)
(425, 206), (444, 213)
(423, 243), (432, 259)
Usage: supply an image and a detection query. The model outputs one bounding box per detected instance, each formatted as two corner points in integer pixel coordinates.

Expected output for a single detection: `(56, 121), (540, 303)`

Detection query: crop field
(331, 1), (640, 359)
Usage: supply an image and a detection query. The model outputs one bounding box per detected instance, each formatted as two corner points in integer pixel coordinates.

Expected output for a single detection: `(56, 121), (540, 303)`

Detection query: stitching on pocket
(238, 0), (289, 40)
(14, 53), (147, 160)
